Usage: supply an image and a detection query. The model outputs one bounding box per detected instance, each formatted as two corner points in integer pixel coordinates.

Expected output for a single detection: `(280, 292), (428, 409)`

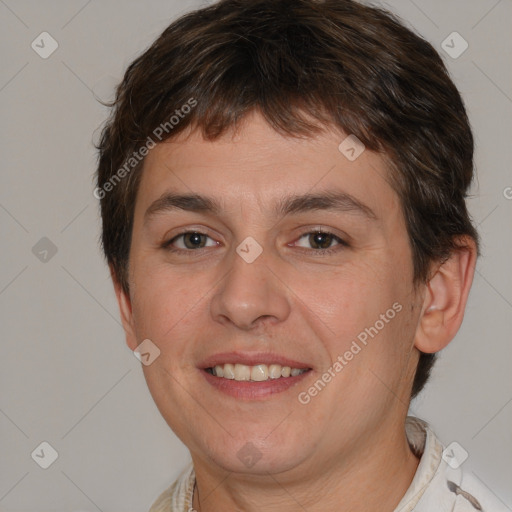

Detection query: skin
(114, 110), (477, 511)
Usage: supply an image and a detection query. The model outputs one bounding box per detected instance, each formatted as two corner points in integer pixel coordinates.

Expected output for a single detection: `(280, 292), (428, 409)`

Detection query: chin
(190, 427), (312, 476)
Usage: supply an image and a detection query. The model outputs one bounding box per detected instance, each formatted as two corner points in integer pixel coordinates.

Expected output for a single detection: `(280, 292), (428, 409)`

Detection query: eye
(294, 230), (348, 254)
(162, 229), (348, 255)
(163, 231), (218, 251)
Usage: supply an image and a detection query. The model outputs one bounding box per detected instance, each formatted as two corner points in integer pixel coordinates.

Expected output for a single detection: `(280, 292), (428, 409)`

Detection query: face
(120, 111), (423, 478)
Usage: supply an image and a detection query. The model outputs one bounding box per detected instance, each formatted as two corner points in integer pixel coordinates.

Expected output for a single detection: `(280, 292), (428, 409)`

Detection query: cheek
(129, 261), (209, 355)
(298, 261), (393, 345)
(307, 257), (414, 380)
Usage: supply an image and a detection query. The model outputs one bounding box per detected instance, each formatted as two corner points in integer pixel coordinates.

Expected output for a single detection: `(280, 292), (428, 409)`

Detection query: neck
(191, 416), (420, 512)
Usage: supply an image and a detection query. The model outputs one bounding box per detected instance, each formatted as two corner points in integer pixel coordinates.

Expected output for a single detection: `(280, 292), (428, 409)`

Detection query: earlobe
(414, 237), (477, 354)
(110, 266), (139, 352)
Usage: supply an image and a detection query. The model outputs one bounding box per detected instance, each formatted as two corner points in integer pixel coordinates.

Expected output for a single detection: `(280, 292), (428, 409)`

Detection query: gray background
(1, 0), (511, 510)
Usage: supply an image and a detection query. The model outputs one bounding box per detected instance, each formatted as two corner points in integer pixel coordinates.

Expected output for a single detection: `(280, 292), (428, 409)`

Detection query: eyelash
(161, 229), (349, 256)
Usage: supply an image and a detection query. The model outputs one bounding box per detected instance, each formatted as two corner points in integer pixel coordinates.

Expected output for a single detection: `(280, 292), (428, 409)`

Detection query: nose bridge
(209, 238), (290, 330)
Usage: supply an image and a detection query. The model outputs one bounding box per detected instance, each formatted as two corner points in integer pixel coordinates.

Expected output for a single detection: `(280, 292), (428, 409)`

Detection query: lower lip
(201, 369), (311, 400)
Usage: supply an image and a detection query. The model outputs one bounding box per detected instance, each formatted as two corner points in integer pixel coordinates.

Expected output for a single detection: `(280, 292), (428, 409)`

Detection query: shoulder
(414, 426), (507, 511)
(449, 471), (510, 512)
(148, 463), (195, 512)
(400, 417), (508, 512)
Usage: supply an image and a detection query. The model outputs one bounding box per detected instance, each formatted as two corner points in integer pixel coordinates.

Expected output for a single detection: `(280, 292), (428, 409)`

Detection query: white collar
(152, 416), (492, 512)
(394, 416), (444, 511)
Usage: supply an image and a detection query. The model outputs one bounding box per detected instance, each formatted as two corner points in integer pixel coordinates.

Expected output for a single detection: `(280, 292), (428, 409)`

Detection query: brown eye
(182, 232), (207, 249)
(293, 230), (348, 255)
(164, 231), (217, 251)
(309, 232), (335, 249)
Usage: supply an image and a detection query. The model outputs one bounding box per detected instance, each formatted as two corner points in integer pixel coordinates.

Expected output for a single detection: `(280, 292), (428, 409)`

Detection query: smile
(206, 363), (309, 381)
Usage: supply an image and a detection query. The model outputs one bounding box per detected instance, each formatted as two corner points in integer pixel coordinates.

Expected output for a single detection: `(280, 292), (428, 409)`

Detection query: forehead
(136, 112), (401, 222)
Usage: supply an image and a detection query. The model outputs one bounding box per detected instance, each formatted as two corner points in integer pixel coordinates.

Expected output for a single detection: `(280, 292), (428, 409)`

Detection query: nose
(209, 244), (291, 331)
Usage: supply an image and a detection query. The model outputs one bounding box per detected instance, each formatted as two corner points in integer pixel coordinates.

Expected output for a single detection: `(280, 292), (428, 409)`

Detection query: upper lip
(199, 351), (311, 370)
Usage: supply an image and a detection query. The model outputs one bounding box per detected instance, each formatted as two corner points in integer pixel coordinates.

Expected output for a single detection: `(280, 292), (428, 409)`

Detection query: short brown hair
(95, 0), (479, 398)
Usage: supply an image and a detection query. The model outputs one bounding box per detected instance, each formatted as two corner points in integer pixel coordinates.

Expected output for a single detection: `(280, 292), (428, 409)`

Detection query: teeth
(234, 363), (251, 381)
(222, 364), (235, 379)
(210, 363), (308, 381)
(269, 364), (282, 379)
(251, 364), (268, 382)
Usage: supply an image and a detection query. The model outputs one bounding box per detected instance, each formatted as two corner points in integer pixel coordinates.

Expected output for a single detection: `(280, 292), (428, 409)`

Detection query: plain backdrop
(1, 0), (511, 510)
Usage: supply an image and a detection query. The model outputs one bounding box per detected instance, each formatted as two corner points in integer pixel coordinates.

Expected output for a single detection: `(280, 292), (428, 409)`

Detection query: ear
(414, 237), (477, 354)
(110, 265), (139, 352)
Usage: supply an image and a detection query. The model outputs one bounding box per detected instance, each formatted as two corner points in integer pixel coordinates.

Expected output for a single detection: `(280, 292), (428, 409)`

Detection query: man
(95, 0), (504, 510)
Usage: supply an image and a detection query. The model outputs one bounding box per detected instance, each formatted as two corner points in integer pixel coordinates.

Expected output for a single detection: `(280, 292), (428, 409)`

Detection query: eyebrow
(144, 190), (377, 225)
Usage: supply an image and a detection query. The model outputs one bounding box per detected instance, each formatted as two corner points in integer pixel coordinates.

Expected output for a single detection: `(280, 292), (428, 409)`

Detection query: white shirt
(148, 417), (508, 512)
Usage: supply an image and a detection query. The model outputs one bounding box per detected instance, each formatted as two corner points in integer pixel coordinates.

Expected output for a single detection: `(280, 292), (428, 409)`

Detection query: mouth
(205, 363), (309, 381)
(199, 353), (312, 399)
